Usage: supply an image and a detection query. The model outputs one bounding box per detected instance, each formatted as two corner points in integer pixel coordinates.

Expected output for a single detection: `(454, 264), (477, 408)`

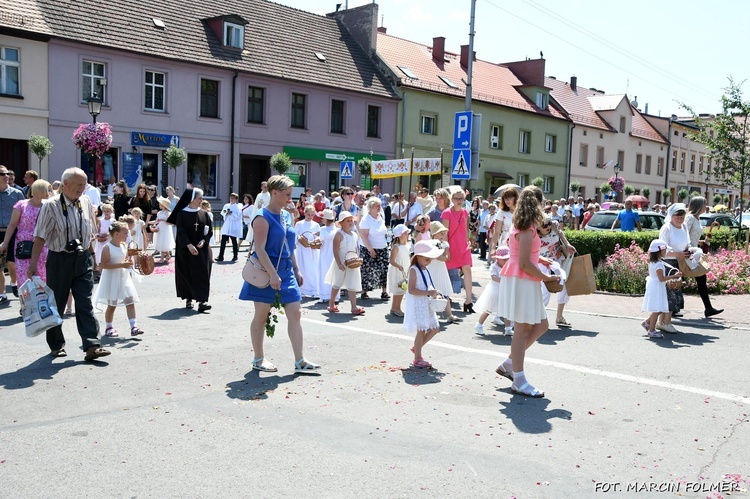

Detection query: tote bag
(565, 254), (596, 296)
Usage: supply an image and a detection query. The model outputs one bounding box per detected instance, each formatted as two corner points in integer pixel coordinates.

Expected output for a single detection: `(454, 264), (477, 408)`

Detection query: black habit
(174, 209), (212, 302)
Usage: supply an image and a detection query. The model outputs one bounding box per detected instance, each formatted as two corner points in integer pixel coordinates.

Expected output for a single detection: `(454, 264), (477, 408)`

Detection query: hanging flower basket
(72, 122), (113, 158)
(608, 175), (625, 193)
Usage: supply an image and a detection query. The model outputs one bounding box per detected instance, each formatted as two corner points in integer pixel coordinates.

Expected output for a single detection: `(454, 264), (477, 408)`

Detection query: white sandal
(294, 358), (321, 374)
(251, 357), (277, 372)
(511, 382), (544, 398)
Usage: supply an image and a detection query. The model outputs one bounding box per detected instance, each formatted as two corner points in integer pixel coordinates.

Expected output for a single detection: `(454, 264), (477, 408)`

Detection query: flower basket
(344, 251), (362, 269)
(72, 122), (113, 158)
(608, 176), (625, 193)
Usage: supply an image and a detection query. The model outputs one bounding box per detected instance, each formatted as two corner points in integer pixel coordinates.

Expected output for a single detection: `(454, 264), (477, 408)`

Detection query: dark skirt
(361, 247), (389, 291)
(663, 258), (684, 313)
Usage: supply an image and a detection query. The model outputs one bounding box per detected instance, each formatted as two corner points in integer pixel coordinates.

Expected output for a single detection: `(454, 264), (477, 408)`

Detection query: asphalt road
(0, 256), (748, 498)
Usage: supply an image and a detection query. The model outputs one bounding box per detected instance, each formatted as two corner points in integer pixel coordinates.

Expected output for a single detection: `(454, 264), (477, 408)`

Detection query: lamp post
(613, 163), (621, 201)
(704, 174), (710, 199)
(87, 94), (103, 124)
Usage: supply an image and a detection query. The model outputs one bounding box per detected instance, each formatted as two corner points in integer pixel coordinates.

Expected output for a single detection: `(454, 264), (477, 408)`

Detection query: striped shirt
(34, 194), (96, 252)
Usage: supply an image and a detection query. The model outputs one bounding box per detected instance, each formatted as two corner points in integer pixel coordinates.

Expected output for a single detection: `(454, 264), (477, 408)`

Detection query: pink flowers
(72, 122), (113, 157)
(608, 176), (625, 193)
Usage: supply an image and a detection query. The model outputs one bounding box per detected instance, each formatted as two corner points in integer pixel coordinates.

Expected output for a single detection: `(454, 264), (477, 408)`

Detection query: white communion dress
(94, 242), (139, 307)
(387, 243), (411, 296)
(403, 264), (440, 334)
(153, 210), (175, 252)
(294, 219), (321, 297)
(325, 230), (362, 291)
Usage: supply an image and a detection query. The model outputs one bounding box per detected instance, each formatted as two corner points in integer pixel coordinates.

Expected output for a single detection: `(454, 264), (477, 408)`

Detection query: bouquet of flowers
(608, 175), (625, 193)
(72, 122), (113, 157)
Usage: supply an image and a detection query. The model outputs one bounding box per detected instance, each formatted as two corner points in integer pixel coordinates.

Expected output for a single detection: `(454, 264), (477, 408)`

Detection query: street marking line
(301, 318), (750, 404)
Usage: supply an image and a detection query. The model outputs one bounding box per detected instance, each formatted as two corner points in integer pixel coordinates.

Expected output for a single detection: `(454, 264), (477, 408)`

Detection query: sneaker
(647, 330), (664, 339)
(504, 326), (514, 336)
(492, 316), (504, 326)
(474, 323), (484, 336)
(656, 321), (678, 334)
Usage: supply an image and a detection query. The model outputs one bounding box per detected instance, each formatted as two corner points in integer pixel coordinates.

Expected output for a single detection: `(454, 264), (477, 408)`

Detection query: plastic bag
(19, 277), (63, 338)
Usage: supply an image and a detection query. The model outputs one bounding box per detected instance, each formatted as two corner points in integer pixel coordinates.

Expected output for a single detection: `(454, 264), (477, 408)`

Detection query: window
(144, 70), (165, 111)
(619, 116), (626, 133)
(367, 105), (380, 138)
(690, 154), (695, 173)
(543, 176), (554, 194)
(645, 155), (652, 175)
(247, 86), (264, 124)
(330, 99), (345, 134)
(657, 157), (664, 177)
(544, 134), (556, 153)
(82, 60), (106, 102)
(519, 130), (530, 153)
(535, 92), (548, 108)
(671, 150), (677, 171)
(579, 144), (588, 166)
(490, 125), (503, 149)
(421, 115), (436, 135)
(635, 153), (642, 174)
(0, 46), (20, 95)
(397, 66), (418, 79)
(291, 93), (306, 129)
(699, 156), (704, 174)
(517, 174), (529, 187)
(200, 78), (220, 118)
(707, 158), (712, 172)
(187, 153), (217, 197)
(224, 22), (244, 48)
(680, 152), (685, 172)
(438, 75), (459, 89)
(617, 150), (625, 171)
(596, 146), (604, 168)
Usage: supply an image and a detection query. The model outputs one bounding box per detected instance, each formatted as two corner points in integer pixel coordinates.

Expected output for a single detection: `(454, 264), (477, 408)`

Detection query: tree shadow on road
(498, 396), (572, 434)
(400, 366), (445, 385)
(0, 355), (79, 390)
(225, 370), (298, 401)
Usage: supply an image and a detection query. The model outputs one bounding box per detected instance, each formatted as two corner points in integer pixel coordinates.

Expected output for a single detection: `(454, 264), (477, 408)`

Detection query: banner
(371, 158), (442, 179)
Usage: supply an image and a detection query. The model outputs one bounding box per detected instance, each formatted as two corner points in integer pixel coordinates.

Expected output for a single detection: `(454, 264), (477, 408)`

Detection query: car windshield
(587, 213), (617, 229)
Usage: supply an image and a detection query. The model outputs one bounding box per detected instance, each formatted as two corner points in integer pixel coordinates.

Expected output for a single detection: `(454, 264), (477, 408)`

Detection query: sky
(270, 0), (747, 117)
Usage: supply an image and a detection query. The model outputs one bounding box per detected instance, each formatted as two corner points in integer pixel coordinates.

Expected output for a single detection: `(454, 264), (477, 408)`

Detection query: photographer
(28, 167), (110, 361)
(215, 193), (242, 262)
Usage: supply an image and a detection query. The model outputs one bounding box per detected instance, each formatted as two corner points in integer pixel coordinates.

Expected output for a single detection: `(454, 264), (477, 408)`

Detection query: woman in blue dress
(239, 175), (321, 374)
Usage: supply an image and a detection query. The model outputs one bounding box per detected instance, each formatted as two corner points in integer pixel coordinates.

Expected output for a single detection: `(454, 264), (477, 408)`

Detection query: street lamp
(704, 174), (710, 199)
(613, 163), (621, 201)
(87, 94), (103, 124)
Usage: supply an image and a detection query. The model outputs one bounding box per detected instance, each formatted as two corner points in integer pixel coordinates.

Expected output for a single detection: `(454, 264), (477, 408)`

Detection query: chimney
(330, 3), (379, 55)
(460, 45), (475, 68)
(432, 36), (445, 62)
(570, 76), (577, 91)
(377, 26), (387, 33)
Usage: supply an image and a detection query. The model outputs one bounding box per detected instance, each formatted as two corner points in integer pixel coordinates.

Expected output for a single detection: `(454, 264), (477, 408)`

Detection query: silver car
(583, 210), (665, 232)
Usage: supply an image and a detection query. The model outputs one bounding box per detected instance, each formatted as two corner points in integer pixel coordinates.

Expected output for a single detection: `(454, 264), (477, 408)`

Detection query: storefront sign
(372, 158), (442, 179)
(122, 152), (143, 191)
(131, 131), (180, 148)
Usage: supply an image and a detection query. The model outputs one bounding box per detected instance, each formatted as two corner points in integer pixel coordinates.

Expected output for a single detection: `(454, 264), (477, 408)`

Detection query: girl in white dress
(152, 198), (174, 263)
(130, 207), (147, 251)
(317, 209), (337, 304)
(641, 239), (680, 339)
(428, 222), (461, 323)
(94, 203), (115, 269)
(325, 211), (364, 315)
(404, 240), (444, 368)
(387, 224), (411, 317)
(474, 246), (510, 335)
(294, 205), (321, 298)
(94, 221), (144, 337)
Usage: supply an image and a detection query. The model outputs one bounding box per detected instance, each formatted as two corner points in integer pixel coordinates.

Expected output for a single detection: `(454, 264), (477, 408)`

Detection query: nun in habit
(167, 188), (213, 313)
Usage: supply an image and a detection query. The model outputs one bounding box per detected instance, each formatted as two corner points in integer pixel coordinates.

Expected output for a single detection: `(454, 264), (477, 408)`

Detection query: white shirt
(359, 213), (388, 249)
(106, 182), (116, 199)
(220, 202), (243, 237)
(83, 183), (101, 209)
(405, 202), (423, 225)
(254, 191), (270, 210)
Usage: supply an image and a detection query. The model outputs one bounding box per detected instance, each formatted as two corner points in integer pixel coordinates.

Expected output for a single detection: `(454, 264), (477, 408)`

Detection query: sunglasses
(0, 172), (7, 176)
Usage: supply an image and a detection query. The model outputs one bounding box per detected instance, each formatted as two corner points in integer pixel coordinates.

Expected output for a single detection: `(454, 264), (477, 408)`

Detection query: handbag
(242, 215), (289, 288)
(19, 277), (63, 337)
(565, 253), (597, 296)
(678, 255), (710, 278)
(14, 240), (33, 259)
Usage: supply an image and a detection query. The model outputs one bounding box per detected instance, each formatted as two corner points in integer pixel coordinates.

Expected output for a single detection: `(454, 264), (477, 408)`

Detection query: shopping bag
(19, 277), (63, 338)
(678, 255), (709, 278)
(565, 253), (596, 296)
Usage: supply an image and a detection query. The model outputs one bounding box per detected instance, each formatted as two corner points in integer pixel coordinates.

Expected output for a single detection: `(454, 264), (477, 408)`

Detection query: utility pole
(465, 0), (475, 112)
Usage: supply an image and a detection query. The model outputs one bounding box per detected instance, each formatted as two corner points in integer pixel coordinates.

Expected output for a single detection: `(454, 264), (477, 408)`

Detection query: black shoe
(215, 257), (224, 262)
(186, 299), (194, 309)
(361, 292), (370, 300)
(231, 256), (238, 262)
(197, 302), (212, 313)
(704, 308), (723, 318)
(11, 285), (18, 297)
(463, 303), (475, 314)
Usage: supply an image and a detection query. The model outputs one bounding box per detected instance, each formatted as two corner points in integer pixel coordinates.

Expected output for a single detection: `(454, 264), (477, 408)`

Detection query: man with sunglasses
(0, 165), (24, 303)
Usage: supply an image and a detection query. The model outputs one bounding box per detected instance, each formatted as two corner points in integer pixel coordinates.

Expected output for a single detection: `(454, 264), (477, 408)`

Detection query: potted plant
(677, 188), (689, 203)
(164, 144), (187, 169)
(624, 184), (635, 196)
(600, 182), (612, 201)
(713, 194), (722, 204)
(72, 122), (113, 158)
(28, 134), (53, 170)
(661, 189), (671, 203)
(357, 157), (372, 188)
(642, 187), (650, 199)
(569, 180), (581, 196)
(270, 152), (292, 175)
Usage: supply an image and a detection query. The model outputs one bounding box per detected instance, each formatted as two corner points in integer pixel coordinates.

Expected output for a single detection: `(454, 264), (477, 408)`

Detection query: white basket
(430, 296), (448, 312)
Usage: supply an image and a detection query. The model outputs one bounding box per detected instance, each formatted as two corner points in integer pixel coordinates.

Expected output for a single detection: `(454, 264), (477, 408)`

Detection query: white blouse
(659, 222), (690, 253)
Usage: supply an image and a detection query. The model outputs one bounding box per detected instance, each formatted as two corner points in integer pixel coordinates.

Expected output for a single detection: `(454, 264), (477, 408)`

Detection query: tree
(270, 152), (292, 175)
(531, 176), (544, 189)
(164, 145), (187, 169)
(28, 134), (53, 170)
(661, 189), (671, 203)
(682, 77), (749, 216)
(624, 184), (635, 196)
(569, 180), (581, 196)
(642, 187), (651, 199)
(713, 194), (722, 204)
(357, 157), (372, 189)
(599, 182), (611, 201)
(677, 188), (689, 202)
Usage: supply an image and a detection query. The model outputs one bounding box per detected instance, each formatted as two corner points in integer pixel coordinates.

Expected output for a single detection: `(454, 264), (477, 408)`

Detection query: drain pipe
(566, 121), (575, 196)
(663, 117), (673, 203)
(229, 70), (239, 197)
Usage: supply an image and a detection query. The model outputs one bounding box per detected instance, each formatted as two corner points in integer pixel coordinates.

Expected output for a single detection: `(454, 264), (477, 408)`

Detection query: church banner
(371, 158), (442, 178)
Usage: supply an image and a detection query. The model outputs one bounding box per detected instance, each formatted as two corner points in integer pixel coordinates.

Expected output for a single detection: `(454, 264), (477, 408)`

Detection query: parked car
(699, 213), (741, 229)
(583, 210), (665, 231)
(738, 213), (750, 228)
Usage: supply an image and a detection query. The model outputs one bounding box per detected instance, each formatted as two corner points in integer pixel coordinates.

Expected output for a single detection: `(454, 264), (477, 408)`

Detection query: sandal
(327, 306), (340, 313)
(294, 358), (321, 374)
(84, 347), (111, 362)
(104, 326), (119, 337)
(130, 326), (144, 336)
(446, 315), (462, 323)
(511, 381), (544, 398)
(360, 292), (370, 300)
(495, 365), (513, 382)
(251, 357), (277, 372)
(352, 307), (366, 316)
(390, 309), (404, 317)
(640, 320), (650, 332)
(380, 292), (390, 300)
(412, 358), (432, 368)
(50, 348), (67, 358)
(556, 317), (572, 328)
(647, 330), (664, 339)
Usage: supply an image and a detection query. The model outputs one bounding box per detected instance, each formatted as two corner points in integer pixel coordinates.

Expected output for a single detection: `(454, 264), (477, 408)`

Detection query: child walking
(325, 211), (364, 315)
(387, 224), (411, 317)
(474, 246), (512, 336)
(404, 240), (444, 368)
(317, 209), (337, 304)
(94, 203), (115, 269)
(152, 197), (174, 263)
(130, 207), (147, 250)
(428, 222), (461, 323)
(94, 221), (144, 337)
(641, 239), (681, 339)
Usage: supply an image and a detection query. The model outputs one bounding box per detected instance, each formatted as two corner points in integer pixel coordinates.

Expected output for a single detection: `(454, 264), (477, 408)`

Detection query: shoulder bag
(242, 213), (290, 288)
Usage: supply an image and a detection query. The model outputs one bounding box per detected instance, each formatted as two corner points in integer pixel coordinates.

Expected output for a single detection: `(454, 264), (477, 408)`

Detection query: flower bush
(608, 175), (625, 193)
(596, 244), (750, 295)
(72, 122), (113, 157)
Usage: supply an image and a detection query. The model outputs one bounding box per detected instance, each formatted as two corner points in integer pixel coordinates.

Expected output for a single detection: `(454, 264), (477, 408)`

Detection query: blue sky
(271, 0), (746, 117)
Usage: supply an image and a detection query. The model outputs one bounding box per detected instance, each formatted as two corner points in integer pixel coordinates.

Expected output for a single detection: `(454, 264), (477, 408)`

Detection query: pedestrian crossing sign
(340, 160), (354, 179)
(451, 149), (470, 180)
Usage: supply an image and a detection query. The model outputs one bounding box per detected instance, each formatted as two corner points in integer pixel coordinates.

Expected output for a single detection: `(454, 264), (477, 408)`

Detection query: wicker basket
(127, 241), (141, 257)
(304, 231), (322, 249)
(344, 250), (363, 269)
(544, 279), (564, 293)
(666, 278), (683, 290)
(133, 252), (155, 276)
(297, 233), (311, 248)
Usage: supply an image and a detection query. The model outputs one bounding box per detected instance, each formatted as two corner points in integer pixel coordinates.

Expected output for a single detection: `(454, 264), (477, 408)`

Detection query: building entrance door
(240, 155), (270, 199)
(142, 151), (162, 193)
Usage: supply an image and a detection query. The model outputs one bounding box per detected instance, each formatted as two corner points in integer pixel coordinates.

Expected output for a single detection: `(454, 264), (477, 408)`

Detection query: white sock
(10, 282), (16, 287)
(129, 318), (137, 328)
(502, 357), (513, 373)
(512, 370), (526, 386)
(106, 322), (113, 329)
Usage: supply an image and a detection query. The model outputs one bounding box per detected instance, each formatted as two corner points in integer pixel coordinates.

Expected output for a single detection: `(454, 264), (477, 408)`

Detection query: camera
(65, 239), (84, 254)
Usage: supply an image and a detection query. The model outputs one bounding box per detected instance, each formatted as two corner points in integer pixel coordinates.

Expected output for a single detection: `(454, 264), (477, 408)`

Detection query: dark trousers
(695, 274), (714, 311)
(477, 232), (487, 259)
(45, 250), (100, 351)
(218, 235), (238, 259)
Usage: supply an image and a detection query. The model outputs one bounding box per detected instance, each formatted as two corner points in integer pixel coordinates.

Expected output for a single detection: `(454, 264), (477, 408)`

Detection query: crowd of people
(0, 166), (728, 397)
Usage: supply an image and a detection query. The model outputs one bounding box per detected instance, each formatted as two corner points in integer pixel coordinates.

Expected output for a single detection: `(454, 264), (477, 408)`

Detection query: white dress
(642, 261), (669, 313)
(220, 203), (243, 238)
(475, 261), (501, 314)
(132, 219), (146, 250)
(427, 241), (452, 297)
(403, 264), (440, 333)
(94, 242), (139, 307)
(387, 243), (411, 295)
(325, 230), (361, 291)
(317, 224), (336, 300)
(497, 210), (513, 246)
(94, 217), (113, 265)
(294, 220), (321, 297)
(153, 210), (174, 252)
